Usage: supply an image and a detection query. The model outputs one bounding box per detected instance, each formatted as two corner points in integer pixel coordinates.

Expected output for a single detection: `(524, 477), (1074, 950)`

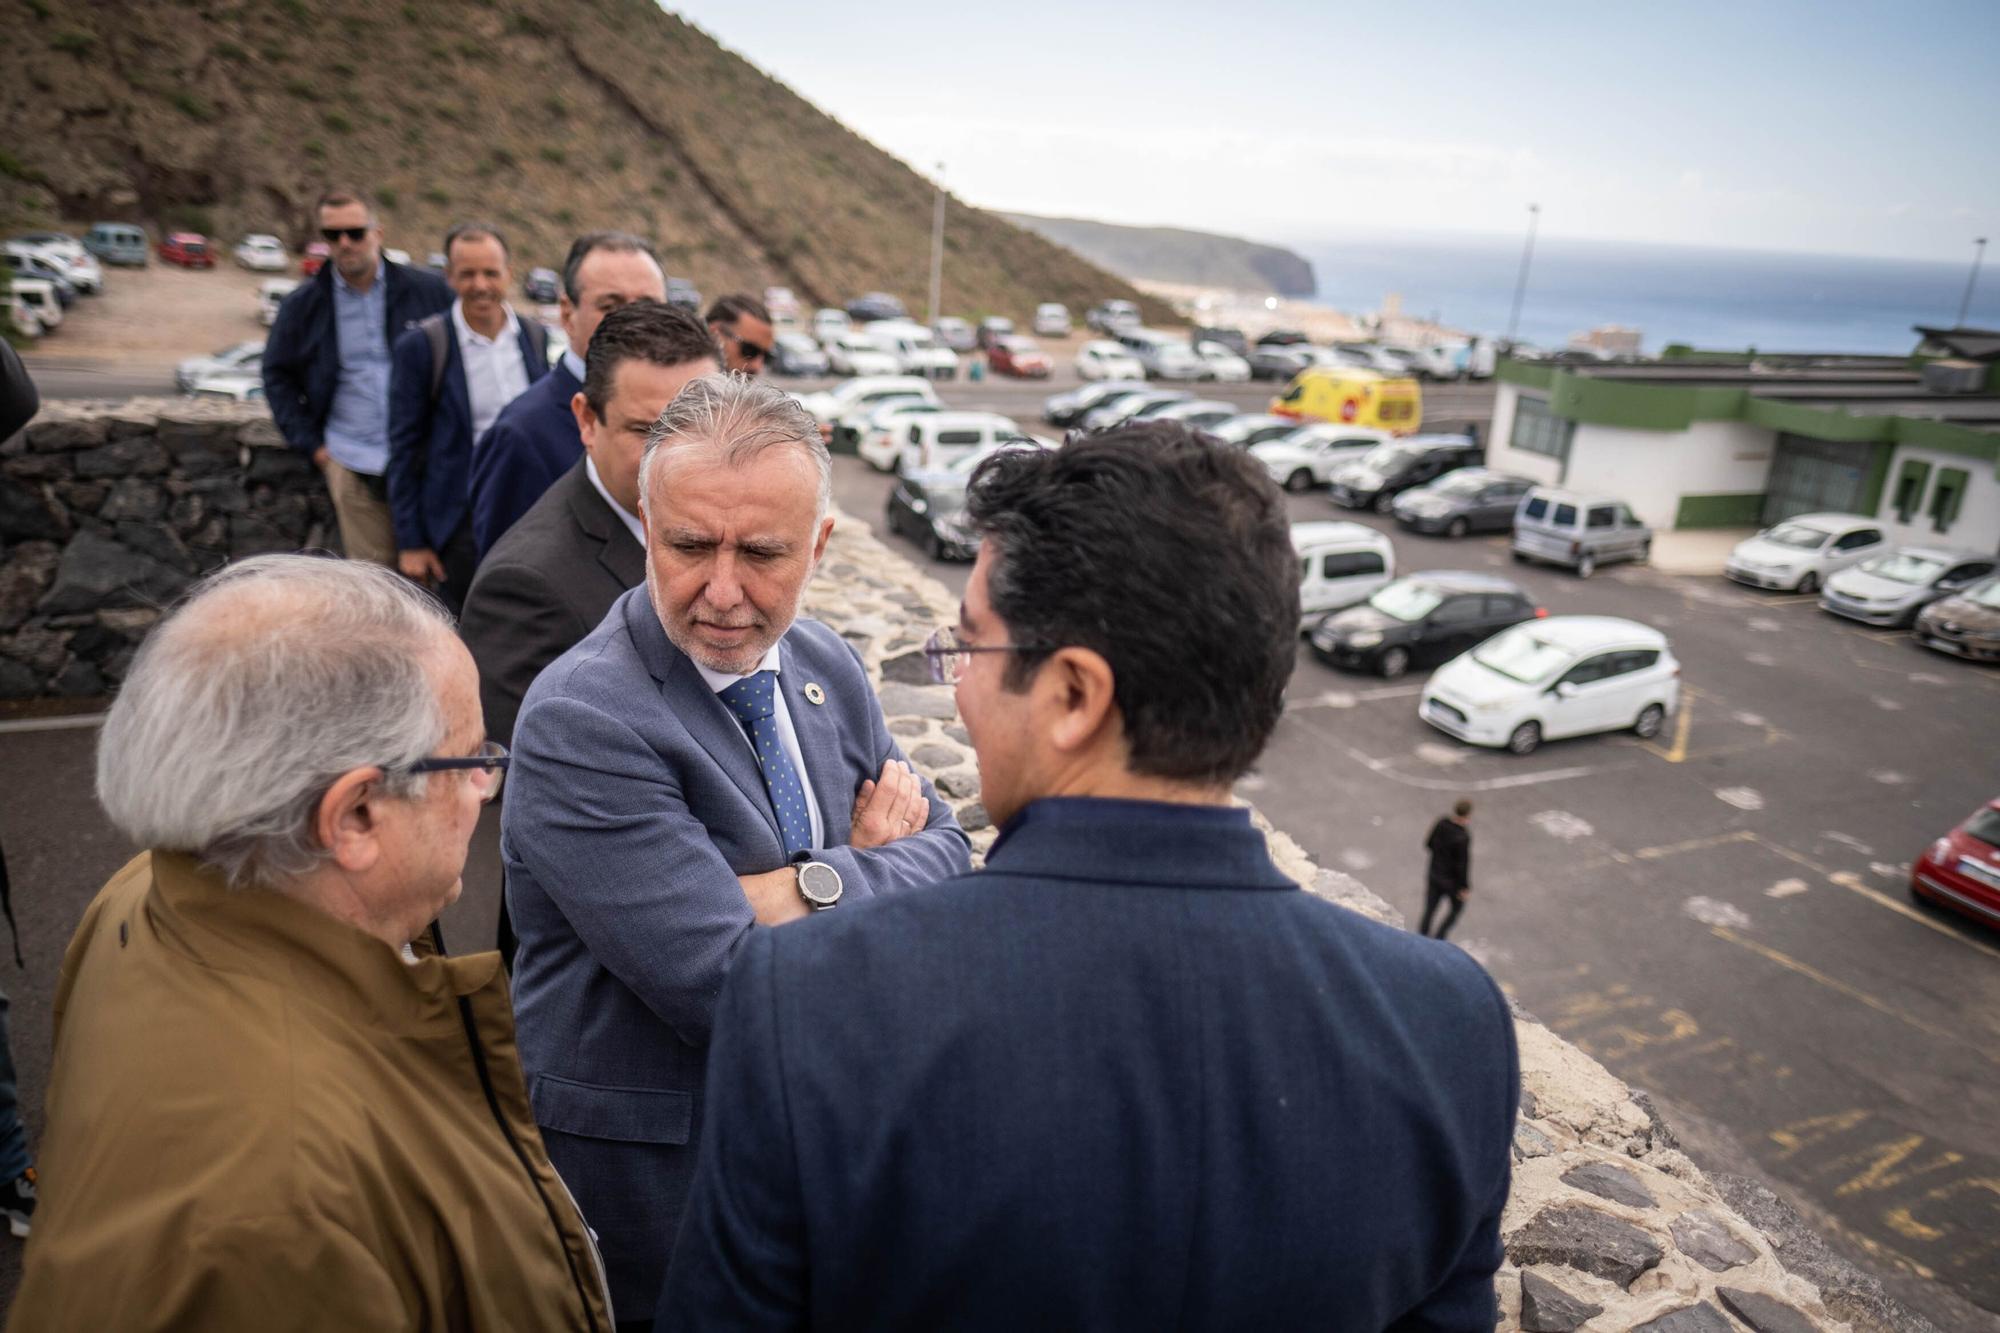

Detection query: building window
(1929, 467), (1968, 534)
(1510, 394), (1573, 463)
(1892, 459), (1933, 523)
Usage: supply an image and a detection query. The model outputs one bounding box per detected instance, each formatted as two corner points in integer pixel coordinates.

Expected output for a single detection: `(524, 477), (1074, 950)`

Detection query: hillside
(1002, 213), (1317, 299)
(0, 0), (1174, 325)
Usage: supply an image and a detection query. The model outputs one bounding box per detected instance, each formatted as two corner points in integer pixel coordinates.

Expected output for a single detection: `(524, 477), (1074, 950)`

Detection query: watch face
(799, 861), (843, 905)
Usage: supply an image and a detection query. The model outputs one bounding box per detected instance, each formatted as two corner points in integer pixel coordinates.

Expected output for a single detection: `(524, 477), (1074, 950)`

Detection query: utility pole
(1505, 203), (1540, 349)
(927, 161), (946, 327)
(1953, 236), (1987, 327)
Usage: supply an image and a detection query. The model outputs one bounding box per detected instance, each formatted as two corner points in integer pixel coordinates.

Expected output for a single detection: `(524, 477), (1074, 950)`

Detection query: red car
(988, 335), (1052, 379)
(157, 232), (214, 269)
(299, 241), (331, 277)
(1911, 797), (2000, 929)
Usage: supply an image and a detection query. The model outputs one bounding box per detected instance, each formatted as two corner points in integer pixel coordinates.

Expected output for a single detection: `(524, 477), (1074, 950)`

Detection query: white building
(1484, 328), (2000, 554)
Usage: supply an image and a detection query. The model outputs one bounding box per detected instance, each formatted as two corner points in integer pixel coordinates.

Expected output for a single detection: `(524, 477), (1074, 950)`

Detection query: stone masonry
(1, 401), (1931, 1329)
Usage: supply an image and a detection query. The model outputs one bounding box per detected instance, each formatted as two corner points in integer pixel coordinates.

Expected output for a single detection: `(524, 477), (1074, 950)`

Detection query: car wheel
(1511, 550), (1529, 563)
(1638, 541), (1652, 563)
(1506, 721), (1542, 755)
(1576, 552), (1596, 578)
(926, 531), (946, 562)
(1285, 468), (1314, 493)
(1446, 517), (1468, 539)
(884, 505), (901, 537)
(1373, 491), (1395, 514)
(1796, 571), (1819, 595)
(1634, 703), (1665, 739)
(1378, 646), (1410, 679)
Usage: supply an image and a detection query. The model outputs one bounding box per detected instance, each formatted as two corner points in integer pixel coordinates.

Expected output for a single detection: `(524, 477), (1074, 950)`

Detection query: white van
(10, 278), (61, 333)
(897, 412), (1020, 474)
(867, 321), (960, 379)
(1292, 521), (1395, 624)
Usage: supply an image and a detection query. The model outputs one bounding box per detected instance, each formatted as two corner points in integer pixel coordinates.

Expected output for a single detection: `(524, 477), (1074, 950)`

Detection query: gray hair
(96, 555), (457, 890)
(638, 372), (832, 520)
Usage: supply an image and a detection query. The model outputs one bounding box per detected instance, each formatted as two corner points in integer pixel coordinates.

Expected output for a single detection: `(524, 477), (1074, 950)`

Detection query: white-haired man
(503, 374), (971, 1326)
(10, 556), (611, 1331)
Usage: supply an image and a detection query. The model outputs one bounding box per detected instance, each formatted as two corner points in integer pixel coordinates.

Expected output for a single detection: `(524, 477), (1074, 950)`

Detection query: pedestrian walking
(1422, 799), (1473, 939)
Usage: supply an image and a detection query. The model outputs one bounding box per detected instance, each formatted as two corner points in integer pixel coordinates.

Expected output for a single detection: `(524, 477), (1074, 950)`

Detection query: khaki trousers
(323, 457), (398, 567)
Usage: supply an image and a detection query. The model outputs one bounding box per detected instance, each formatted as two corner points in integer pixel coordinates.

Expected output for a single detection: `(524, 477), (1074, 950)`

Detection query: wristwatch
(792, 852), (843, 910)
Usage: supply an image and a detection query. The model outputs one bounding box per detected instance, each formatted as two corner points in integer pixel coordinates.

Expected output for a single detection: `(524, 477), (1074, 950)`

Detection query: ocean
(1286, 232), (1998, 356)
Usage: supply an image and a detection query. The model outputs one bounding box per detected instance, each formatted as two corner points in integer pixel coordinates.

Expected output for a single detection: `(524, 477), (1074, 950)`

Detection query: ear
(810, 514), (835, 565)
(1038, 647), (1118, 757)
(570, 390), (595, 444)
(315, 767), (388, 875)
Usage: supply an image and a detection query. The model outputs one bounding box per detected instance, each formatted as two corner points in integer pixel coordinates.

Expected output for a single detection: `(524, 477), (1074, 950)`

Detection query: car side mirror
(1554, 681), (1578, 699)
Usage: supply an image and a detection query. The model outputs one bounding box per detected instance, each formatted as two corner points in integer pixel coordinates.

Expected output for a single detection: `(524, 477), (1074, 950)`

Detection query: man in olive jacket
(10, 556), (612, 1331)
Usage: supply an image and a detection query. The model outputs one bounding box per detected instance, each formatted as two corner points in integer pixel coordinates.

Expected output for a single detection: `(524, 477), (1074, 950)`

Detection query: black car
(523, 267), (561, 303)
(1248, 345), (1316, 381)
(846, 291), (907, 323)
(1310, 572), (1542, 678)
(1043, 379), (1147, 427)
(1192, 325), (1249, 357)
(1327, 435), (1484, 513)
(1390, 467), (1535, 537)
(1256, 329), (1309, 346)
(885, 469), (979, 561)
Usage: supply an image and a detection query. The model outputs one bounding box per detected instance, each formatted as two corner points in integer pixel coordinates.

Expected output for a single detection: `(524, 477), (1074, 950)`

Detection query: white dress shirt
(695, 644), (825, 849)
(452, 301), (532, 445)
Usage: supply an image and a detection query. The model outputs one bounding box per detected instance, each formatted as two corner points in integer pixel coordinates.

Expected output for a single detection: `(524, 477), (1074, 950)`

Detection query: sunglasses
(320, 226), (370, 243)
(723, 329), (772, 361)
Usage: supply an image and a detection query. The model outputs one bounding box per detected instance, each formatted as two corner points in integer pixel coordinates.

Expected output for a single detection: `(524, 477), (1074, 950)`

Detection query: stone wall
(2, 401), (1929, 1330)
(0, 400), (331, 699)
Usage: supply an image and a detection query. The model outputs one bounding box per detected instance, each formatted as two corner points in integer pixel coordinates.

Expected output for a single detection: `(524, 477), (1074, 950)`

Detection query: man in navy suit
(469, 231), (668, 559)
(660, 423), (1521, 1331)
(504, 374), (971, 1326)
(385, 221), (546, 609)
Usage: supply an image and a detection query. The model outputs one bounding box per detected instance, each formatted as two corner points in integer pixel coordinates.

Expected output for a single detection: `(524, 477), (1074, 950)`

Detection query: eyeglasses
(399, 740), (509, 803)
(320, 226), (370, 243)
(721, 328), (772, 362)
(921, 626), (1054, 685)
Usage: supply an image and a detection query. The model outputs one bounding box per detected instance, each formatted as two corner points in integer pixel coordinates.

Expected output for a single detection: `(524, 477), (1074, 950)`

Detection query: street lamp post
(1953, 236), (1988, 327)
(927, 162), (945, 327)
(1505, 203), (1540, 349)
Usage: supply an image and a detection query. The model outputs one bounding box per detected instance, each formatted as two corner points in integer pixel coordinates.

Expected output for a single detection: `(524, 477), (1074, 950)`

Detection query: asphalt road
(22, 357), (176, 402)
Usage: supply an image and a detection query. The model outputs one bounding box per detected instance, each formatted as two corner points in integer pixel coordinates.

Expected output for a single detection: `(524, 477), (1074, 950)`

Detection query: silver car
(1510, 487), (1652, 578)
(1818, 547), (1998, 628)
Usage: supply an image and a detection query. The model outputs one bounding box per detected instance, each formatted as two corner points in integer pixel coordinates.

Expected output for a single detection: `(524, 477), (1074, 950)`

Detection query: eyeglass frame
(397, 740), (510, 802)
(921, 626), (1057, 685)
(718, 326), (773, 362)
(319, 226), (371, 243)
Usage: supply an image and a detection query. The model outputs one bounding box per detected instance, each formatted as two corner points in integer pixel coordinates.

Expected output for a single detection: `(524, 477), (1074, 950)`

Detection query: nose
(704, 552), (743, 609)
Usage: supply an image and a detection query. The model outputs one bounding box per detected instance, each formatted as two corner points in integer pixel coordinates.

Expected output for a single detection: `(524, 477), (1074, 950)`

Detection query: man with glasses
(504, 374), (968, 1328)
(469, 232), (671, 559)
(12, 555), (611, 1329)
(661, 423), (1519, 1330)
(704, 294), (774, 376)
(262, 188), (452, 568)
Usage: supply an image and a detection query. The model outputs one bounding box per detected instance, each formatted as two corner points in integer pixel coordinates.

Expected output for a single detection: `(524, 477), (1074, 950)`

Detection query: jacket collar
(985, 797), (1298, 892)
(146, 851), (503, 1032)
(564, 459), (646, 588)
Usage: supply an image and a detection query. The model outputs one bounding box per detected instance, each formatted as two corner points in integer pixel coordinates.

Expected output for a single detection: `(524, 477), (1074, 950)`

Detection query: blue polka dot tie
(717, 671), (814, 859)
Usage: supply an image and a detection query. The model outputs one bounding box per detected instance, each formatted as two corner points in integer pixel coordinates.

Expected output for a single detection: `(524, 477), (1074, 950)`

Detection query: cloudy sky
(667, 0), (1997, 263)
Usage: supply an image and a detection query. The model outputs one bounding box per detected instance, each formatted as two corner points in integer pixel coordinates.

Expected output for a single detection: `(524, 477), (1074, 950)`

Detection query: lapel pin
(804, 682), (826, 706)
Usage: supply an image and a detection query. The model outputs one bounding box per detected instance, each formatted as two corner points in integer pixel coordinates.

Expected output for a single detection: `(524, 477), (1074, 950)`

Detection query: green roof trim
(1495, 359), (2000, 463)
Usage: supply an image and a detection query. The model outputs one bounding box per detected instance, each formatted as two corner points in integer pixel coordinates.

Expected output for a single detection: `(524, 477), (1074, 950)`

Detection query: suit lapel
(778, 635), (848, 844)
(565, 464), (646, 590)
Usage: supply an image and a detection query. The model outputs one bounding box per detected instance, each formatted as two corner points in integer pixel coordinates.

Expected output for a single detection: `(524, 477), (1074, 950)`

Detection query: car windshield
(1763, 522), (1830, 550)
(1360, 443), (1420, 471)
(1858, 552), (1946, 585)
(1966, 578), (2000, 610)
(1429, 471), (1489, 497)
(1966, 807), (2000, 849)
(1471, 627), (1572, 684)
(1369, 581), (1446, 623)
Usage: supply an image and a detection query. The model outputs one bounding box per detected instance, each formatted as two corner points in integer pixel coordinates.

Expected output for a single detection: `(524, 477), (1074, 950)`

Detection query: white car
(1141, 340), (1206, 381)
(1393, 345), (1462, 380)
(895, 412), (1022, 475)
(1147, 399), (1238, 432)
(186, 367), (265, 402)
(1195, 341), (1251, 382)
(257, 277), (300, 327)
(1819, 546), (1997, 629)
(933, 316), (976, 352)
(177, 340), (264, 392)
(1249, 424), (1393, 492)
(233, 234), (289, 271)
(10, 278), (61, 333)
(798, 375), (940, 429)
(867, 321), (959, 379)
(1420, 616), (1680, 756)
(825, 331), (901, 378)
(1293, 521), (1395, 622)
(1075, 340), (1145, 381)
(812, 308), (852, 344)
(10, 294), (43, 339)
(1207, 414), (1302, 450)
(1723, 513), (1887, 593)
(12, 232), (101, 293)
(849, 399), (944, 468)
(1033, 302), (1072, 336)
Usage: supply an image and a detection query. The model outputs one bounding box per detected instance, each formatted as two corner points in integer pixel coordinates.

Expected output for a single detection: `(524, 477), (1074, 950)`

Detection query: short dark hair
(314, 187), (373, 218)
(964, 423), (1300, 786)
(444, 220), (509, 263)
(1453, 799), (1473, 818)
(582, 302), (721, 417)
(705, 293), (771, 328)
(562, 231), (660, 303)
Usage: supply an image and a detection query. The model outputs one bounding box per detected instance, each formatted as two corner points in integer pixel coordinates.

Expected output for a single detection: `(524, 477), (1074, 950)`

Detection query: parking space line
(1285, 684), (1426, 712)
(1750, 835), (2000, 964)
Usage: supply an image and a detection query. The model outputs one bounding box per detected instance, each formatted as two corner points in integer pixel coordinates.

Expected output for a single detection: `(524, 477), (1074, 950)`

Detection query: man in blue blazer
(504, 374), (971, 1324)
(468, 231), (669, 559)
(660, 423), (1520, 1331)
(385, 221), (546, 609)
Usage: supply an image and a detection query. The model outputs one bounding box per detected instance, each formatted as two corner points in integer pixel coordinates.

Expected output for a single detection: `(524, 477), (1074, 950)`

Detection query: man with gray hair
(504, 373), (970, 1326)
(10, 556), (611, 1330)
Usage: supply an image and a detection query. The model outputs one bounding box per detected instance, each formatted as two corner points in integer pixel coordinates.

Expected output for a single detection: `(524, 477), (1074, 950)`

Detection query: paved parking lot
(843, 430), (2000, 1328)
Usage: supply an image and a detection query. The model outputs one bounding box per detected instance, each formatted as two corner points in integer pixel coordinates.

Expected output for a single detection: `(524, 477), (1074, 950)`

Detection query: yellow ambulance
(1271, 367), (1423, 435)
